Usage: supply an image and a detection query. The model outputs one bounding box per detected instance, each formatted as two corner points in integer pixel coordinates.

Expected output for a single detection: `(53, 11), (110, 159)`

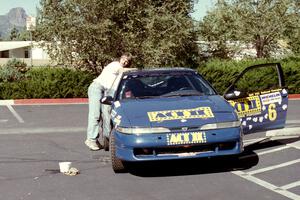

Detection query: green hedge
(0, 67), (95, 99)
(198, 58), (300, 94)
(0, 58), (299, 99)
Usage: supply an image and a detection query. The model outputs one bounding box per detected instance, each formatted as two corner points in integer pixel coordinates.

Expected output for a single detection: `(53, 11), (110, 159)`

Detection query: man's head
(120, 53), (133, 68)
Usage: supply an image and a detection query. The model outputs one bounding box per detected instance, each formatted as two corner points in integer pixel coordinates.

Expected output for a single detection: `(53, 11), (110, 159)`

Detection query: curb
(289, 94), (300, 99)
(0, 98), (88, 105)
(0, 95), (300, 105)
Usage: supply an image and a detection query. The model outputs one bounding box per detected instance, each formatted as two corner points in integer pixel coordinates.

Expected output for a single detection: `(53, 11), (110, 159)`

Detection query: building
(0, 41), (53, 66)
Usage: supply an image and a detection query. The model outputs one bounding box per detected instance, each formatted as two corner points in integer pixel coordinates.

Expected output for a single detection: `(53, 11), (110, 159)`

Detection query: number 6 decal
(268, 103), (277, 121)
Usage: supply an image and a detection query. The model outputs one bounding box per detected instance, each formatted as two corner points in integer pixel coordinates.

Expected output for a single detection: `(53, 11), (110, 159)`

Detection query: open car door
(223, 63), (288, 136)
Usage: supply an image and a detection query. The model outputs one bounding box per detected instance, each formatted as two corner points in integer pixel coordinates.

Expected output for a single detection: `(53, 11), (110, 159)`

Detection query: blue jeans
(86, 81), (104, 140)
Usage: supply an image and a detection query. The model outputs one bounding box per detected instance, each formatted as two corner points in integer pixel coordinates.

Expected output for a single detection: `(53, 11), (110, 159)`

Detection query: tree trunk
(255, 35), (264, 58)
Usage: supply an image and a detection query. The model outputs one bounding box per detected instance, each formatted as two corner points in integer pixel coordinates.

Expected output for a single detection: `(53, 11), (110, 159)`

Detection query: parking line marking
(232, 171), (300, 200)
(6, 105), (24, 123)
(257, 146), (292, 156)
(0, 127), (86, 135)
(286, 120), (300, 124)
(288, 141), (300, 150)
(248, 159), (300, 175)
(281, 180), (300, 190)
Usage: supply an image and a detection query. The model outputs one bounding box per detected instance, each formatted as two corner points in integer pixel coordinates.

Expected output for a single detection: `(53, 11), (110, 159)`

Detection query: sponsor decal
(248, 88), (282, 96)
(114, 101), (121, 108)
(166, 131), (207, 145)
(260, 92), (282, 105)
(229, 96), (261, 117)
(147, 107), (214, 122)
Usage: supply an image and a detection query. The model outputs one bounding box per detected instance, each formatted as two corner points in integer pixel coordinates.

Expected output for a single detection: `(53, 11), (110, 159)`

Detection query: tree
(198, 1), (237, 59)
(18, 29), (32, 41)
(198, 0), (300, 58)
(7, 27), (31, 41)
(36, 0), (199, 72)
(9, 27), (20, 41)
(284, 2), (300, 55)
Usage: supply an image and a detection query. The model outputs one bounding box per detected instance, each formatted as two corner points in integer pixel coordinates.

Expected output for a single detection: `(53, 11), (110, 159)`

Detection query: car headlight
(115, 126), (171, 135)
(200, 120), (241, 130)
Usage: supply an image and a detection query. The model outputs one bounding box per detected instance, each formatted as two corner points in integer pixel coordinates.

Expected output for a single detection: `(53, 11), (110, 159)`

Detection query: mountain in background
(0, 7), (27, 39)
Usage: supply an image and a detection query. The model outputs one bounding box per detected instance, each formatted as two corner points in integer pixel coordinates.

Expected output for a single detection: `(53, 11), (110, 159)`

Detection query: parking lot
(0, 100), (299, 200)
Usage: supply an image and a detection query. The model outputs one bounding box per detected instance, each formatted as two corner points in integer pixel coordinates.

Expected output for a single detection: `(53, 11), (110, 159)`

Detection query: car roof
(122, 67), (196, 76)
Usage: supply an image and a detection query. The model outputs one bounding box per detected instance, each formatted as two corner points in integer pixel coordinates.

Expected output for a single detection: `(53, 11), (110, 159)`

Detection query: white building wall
(0, 41), (53, 66)
(32, 47), (49, 59)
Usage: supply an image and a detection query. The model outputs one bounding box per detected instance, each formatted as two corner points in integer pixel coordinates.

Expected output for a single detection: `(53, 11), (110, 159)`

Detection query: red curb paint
(14, 98), (88, 105)
(289, 94), (300, 99)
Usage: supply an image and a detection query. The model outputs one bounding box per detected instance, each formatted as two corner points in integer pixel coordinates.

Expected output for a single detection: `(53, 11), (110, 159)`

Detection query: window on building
(0, 50), (9, 58)
(25, 49), (29, 58)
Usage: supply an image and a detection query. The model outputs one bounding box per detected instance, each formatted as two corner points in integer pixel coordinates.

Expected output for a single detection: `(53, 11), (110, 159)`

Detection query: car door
(223, 63), (288, 135)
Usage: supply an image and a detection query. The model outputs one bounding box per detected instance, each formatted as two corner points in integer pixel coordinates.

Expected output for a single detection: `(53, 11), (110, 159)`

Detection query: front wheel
(103, 136), (109, 151)
(110, 131), (127, 173)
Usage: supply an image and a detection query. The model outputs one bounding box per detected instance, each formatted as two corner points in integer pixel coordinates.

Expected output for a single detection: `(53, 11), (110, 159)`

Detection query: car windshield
(116, 71), (216, 100)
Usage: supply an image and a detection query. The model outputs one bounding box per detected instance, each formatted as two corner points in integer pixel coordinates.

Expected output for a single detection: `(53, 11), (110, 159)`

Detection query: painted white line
(266, 127), (300, 137)
(286, 120), (300, 124)
(0, 100), (14, 105)
(0, 119), (8, 123)
(6, 105), (24, 123)
(248, 159), (300, 175)
(281, 180), (300, 190)
(257, 146), (292, 156)
(243, 137), (268, 146)
(232, 171), (300, 200)
(287, 141), (300, 150)
(0, 127), (86, 135)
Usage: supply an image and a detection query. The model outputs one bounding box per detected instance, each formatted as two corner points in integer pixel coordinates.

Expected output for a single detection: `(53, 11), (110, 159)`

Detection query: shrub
(0, 64), (23, 82)
(0, 67), (95, 99)
(0, 57), (299, 99)
(198, 58), (299, 94)
(0, 59), (28, 82)
(6, 58), (29, 73)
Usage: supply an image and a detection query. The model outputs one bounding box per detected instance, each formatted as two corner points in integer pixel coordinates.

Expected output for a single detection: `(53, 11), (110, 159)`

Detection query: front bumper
(113, 127), (243, 161)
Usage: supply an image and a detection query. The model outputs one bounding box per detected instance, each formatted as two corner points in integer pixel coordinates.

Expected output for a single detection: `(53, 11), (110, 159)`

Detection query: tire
(103, 136), (109, 151)
(98, 115), (109, 151)
(110, 131), (127, 173)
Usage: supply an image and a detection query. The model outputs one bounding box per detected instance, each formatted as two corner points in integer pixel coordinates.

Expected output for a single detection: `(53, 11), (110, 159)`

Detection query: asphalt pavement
(0, 99), (299, 200)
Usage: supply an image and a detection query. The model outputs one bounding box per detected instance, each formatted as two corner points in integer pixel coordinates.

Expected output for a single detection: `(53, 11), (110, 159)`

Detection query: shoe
(85, 139), (102, 151)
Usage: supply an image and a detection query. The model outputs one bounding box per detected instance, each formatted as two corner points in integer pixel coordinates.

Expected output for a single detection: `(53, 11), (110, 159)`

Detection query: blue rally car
(101, 63), (288, 172)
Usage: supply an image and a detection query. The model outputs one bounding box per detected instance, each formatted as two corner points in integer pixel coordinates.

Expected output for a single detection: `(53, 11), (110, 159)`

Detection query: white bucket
(59, 162), (72, 173)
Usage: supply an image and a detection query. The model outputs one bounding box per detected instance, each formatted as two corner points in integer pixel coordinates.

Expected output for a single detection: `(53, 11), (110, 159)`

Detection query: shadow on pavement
(127, 150), (259, 177)
(127, 137), (300, 177)
(245, 137), (300, 152)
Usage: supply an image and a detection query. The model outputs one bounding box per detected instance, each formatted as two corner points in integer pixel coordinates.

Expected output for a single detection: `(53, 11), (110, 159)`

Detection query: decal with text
(166, 132), (207, 145)
(147, 107), (214, 122)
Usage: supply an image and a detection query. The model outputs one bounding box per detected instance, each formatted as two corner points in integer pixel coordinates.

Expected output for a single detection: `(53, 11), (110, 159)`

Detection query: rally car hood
(115, 95), (237, 128)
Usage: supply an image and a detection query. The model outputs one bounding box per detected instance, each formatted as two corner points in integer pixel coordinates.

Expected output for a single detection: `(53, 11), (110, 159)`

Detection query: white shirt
(93, 61), (122, 90)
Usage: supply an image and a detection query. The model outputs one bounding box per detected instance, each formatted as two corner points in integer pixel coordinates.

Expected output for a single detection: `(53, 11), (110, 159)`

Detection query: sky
(0, 0), (216, 21)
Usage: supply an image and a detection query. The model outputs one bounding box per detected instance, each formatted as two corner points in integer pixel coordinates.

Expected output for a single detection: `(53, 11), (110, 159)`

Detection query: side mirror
(224, 90), (243, 100)
(101, 96), (113, 105)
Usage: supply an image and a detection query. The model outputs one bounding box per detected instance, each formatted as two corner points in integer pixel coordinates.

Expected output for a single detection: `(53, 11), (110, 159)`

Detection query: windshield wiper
(161, 90), (203, 97)
(135, 96), (158, 99)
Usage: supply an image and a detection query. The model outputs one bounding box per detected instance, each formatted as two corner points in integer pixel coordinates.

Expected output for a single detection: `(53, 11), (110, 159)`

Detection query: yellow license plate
(166, 132), (207, 146)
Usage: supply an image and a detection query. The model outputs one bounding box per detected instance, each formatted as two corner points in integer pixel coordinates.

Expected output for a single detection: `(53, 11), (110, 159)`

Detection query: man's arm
(118, 68), (138, 73)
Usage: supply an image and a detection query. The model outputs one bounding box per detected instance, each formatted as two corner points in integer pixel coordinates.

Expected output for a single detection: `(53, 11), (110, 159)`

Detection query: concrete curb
(0, 98), (88, 105)
(0, 95), (299, 105)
